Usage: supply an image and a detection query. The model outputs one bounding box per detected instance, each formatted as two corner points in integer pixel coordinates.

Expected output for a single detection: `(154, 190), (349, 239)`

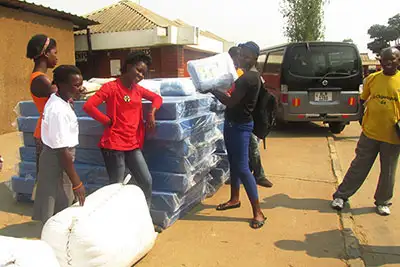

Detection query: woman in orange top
(26, 34), (58, 175)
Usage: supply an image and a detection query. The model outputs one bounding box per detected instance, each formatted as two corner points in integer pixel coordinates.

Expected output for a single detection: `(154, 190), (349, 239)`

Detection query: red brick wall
(183, 49), (215, 77)
(77, 45), (213, 79)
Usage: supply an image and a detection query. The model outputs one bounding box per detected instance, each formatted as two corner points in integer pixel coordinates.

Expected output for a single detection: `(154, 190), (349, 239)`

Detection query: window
(288, 45), (359, 77)
(264, 50), (284, 74)
(257, 54), (267, 72)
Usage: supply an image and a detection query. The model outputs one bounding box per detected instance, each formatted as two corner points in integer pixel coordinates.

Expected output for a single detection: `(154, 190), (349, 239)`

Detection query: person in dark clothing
(212, 41), (266, 229)
(228, 46), (273, 188)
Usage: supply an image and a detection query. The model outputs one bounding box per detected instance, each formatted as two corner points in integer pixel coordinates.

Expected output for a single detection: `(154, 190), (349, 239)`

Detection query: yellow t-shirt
(361, 71), (400, 144)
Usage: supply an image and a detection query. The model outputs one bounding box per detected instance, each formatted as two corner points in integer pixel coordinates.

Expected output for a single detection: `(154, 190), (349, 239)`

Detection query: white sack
(41, 184), (157, 267)
(187, 52), (238, 93)
(138, 79), (162, 95)
(159, 78), (196, 96)
(0, 236), (60, 267)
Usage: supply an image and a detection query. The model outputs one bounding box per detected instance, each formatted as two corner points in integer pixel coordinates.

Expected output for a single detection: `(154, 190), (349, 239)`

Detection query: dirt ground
(2, 123), (399, 266)
(0, 123), (352, 267)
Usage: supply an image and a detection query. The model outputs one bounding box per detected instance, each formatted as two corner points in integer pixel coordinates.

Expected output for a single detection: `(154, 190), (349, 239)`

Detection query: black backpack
(252, 77), (276, 149)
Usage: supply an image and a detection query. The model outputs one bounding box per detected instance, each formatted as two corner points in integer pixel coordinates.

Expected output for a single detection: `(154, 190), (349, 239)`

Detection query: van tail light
(292, 98), (301, 107)
(342, 115), (349, 119)
(297, 115), (305, 119)
(348, 97), (356, 106)
(281, 93), (288, 104)
(281, 84), (289, 104)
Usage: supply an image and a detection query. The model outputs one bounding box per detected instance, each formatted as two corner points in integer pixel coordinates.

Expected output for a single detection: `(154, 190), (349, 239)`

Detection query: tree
(343, 38), (354, 43)
(367, 13), (400, 55)
(280, 0), (328, 42)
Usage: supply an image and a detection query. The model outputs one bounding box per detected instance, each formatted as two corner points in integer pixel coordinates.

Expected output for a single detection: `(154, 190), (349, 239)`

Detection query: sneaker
(331, 198), (344, 210)
(376, 205), (391, 216)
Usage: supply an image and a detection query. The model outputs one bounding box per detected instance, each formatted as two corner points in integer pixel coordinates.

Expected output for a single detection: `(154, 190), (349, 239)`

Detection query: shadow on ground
(275, 229), (346, 260)
(0, 221), (42, 239)
(0, 182), (32, 217)
(275, 229), (400, 266)
(261, 193), (337, 214)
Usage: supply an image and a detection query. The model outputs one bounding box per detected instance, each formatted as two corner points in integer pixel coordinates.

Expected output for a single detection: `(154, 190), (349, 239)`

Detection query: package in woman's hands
(187, 52), (238, 93)
(41, 182), (157, 267)
(0, 236), (60, 267)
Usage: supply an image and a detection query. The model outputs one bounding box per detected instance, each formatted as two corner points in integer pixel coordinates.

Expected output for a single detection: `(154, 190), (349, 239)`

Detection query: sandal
(216, 201), (241, 211)
(250, 216), (267, 229)
(154, 225), (164, 233)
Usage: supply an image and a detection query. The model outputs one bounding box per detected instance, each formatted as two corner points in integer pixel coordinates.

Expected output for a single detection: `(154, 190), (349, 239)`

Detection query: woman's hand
(147, 112), (156, 130)
(73, 182), (86, 206)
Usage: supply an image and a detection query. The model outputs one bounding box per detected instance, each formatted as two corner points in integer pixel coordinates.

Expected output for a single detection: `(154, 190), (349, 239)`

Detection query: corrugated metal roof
(360, 53), (380, 66)
(0, 0), (98, 29)
(76, 0), (180, 35)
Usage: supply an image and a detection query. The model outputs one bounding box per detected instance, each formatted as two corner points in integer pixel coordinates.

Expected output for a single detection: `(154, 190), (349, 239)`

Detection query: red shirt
(83, 79), (162, 151)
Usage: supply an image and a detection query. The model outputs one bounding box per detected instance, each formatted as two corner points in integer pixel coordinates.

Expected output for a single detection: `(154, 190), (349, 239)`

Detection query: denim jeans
(101, 148), (153, 209)
(224, 120), (259, 201)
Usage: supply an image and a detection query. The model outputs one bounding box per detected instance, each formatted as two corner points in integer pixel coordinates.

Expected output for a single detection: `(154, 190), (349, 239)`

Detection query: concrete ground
(0, 122), (399, 266)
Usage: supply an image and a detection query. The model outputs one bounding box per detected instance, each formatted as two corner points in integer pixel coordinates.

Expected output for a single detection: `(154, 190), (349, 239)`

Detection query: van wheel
(329, 122), (346, 134)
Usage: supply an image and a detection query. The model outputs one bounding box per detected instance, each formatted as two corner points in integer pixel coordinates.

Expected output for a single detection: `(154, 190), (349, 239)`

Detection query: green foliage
(280, 0), (327, 42)
(367, 13), (400, 55)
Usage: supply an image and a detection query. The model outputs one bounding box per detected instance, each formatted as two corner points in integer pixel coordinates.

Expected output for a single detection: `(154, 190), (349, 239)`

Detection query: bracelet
(72, 182), (83, 191)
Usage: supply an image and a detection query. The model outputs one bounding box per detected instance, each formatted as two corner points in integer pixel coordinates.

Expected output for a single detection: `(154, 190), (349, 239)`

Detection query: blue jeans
(101, 148), (153, 209)
(224, 120), (259, 201)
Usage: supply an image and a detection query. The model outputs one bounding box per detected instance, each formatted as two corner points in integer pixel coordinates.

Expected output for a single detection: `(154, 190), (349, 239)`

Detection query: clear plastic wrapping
(206, 160), (230, 198)
(17, 113), (216, 141)
(19, 146), (105, 166)
(187, 52), (238, 93)
(17, 95), (214, 121)
(144, 127), (222, 157)
(146, 143), (217, 174)
(150, 177), (208, 228)
(151, 153), (220, 194)
(146, 112), (217, 141)
(159, 78), (196, 96)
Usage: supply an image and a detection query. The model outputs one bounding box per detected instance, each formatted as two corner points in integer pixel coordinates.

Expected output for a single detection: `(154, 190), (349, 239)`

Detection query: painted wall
(0, 6), (75, 134)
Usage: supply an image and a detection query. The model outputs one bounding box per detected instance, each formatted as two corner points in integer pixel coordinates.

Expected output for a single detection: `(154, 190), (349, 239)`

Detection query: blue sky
(28, 0), (400, 54)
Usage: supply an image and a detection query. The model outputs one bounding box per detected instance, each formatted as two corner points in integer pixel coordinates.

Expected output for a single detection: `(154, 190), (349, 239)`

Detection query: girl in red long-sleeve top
(83, 52), (162, 219)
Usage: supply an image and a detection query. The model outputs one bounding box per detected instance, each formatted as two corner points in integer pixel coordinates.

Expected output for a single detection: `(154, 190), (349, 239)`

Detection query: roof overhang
(0, 0), (99, 29)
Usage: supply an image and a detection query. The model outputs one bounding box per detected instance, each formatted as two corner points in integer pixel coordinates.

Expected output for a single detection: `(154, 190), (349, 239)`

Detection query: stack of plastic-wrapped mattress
(13, 92), (228, 228)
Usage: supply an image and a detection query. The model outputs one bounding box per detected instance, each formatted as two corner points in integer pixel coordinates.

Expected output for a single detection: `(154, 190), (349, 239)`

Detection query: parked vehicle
(258, 42), (363, 134)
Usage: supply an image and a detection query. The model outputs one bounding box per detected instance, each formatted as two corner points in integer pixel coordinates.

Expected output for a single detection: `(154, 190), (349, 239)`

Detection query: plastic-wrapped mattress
(16, 95), (213, 121)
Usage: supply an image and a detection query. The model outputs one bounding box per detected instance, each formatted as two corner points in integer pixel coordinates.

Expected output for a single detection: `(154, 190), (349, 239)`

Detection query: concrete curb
(327, 136), (365, 267)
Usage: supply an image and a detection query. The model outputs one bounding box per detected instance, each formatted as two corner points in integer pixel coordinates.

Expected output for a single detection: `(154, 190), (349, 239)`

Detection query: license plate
(314, 92), (333, 102)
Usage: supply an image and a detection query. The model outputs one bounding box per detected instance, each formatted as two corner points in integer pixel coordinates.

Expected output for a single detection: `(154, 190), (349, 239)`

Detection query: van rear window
(288, 45), (359, 78)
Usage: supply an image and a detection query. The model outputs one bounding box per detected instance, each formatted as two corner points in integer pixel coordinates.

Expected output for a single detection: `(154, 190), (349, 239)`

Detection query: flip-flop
(154, 225), (163, 233)
(250, 216), (267, 229)
(216, 202), (241, 211)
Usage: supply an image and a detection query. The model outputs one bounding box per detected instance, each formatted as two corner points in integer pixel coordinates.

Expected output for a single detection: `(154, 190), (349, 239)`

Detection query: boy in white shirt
(32, 65), (86, 224)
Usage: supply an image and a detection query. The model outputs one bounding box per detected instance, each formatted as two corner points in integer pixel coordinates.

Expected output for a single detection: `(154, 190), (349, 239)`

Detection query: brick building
(74, 0), (233, 79)
(0, 0), (96, 134)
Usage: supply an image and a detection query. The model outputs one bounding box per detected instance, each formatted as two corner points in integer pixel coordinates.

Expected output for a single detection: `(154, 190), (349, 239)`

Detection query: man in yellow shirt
(332, 47), (400, 216)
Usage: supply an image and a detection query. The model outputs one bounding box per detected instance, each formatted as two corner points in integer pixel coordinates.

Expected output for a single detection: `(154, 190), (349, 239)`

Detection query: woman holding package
(83, 52), (162, 221)
(26, 34), (58, 175)
(211, 41), (266, 229)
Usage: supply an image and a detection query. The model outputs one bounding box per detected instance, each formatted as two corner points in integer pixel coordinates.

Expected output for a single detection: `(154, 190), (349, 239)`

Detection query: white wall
(75, 26), (229, 54)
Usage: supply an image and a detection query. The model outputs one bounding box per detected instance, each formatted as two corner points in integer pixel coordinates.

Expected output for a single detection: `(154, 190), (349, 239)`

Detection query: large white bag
(159, 78), (196, 96)
(41, 182), (157, 267)
(138, 79), (162, 95)
(187, 52), (238, 93)
(0, 236), (60, 267)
